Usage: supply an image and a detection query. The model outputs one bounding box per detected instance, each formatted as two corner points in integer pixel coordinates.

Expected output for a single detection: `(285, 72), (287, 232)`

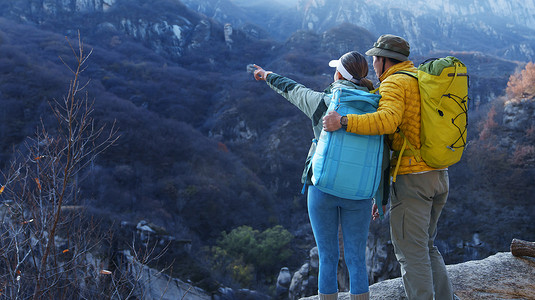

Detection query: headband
(329, 59), (359, 83)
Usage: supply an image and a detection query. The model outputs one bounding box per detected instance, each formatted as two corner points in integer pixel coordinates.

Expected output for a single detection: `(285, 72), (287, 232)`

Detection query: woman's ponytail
(358, 78), (375, 91)
(341, 51), (375, 92)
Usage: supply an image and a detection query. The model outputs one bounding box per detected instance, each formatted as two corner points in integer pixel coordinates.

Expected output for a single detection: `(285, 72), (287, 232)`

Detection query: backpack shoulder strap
(394, 70), (418, 79)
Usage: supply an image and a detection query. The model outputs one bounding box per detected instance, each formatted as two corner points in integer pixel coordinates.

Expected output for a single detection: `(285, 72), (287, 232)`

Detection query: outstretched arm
(252, 64), (327, 120)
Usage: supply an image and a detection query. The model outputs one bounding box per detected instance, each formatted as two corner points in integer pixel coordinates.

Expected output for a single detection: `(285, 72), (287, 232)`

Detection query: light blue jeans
(307, 185), (372, 295)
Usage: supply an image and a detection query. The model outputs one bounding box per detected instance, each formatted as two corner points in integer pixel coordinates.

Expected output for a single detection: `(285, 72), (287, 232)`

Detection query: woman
(253, 51), (376, 300)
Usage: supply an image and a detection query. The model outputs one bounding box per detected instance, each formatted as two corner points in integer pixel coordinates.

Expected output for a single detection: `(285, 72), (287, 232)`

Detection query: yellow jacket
(347, 61), (437, 175)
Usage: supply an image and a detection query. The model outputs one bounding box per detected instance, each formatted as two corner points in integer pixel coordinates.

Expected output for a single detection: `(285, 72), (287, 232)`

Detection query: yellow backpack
(393, 56), (469, 181)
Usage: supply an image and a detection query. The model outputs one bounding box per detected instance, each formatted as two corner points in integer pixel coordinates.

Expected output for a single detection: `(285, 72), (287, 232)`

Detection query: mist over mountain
(0, 0), (533, 298)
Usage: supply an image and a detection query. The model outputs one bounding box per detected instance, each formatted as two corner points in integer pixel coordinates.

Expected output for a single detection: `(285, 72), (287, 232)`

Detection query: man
(323, 34), (454, 300)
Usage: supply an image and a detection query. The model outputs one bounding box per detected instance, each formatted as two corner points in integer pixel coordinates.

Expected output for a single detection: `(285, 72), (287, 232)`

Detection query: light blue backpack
(311, 88), (383, 200)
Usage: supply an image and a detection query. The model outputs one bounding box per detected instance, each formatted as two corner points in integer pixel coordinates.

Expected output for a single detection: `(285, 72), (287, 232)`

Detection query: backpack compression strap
(392, 129), (422, 182)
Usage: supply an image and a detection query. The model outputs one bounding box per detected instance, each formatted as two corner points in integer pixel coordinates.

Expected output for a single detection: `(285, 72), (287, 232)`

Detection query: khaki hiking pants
(390, 170), (454, 300)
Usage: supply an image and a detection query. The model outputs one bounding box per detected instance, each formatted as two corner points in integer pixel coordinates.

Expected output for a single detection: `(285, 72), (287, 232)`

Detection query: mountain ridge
(294, 0), (535, 60)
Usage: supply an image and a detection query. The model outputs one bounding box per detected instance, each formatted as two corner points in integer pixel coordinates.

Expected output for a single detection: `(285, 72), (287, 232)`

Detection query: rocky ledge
(301, 252), (535, 300)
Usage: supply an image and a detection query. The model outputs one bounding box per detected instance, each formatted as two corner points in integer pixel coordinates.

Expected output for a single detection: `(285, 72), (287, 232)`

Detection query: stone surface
(300, 252), (535, 300)
(277, 267), (292, 299)
(289, 247), (319, 300)
(120, 250), (211, 300)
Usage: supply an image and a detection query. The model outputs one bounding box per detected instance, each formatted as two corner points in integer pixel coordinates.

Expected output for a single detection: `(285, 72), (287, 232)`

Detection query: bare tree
(0, 32), (118, 299)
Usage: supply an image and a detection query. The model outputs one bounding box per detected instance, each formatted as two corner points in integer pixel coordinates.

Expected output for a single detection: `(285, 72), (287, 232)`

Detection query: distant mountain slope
(355, 0), (535, 30)
(181, 0), (535, 60)
(0, 0), (232, 62)
(181, 0), (301, 40)
(293, 0), (535, 61)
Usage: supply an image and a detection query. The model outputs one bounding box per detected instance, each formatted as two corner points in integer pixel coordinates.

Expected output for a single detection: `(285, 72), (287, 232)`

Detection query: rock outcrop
(503, 98), (535, 132)
(119, 250), (211, 300)
(499, 97), (535, 167)
(300, 252), (535, 299)
(288, 247), (319, 300)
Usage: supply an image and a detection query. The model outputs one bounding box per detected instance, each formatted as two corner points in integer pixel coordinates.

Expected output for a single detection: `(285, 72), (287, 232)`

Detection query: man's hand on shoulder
(323, 111), (343, 132)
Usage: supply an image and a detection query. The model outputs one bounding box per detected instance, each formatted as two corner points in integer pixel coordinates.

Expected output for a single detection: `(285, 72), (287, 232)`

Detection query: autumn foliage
(478, 106), (498, 141)
(506, 62), (535, 100)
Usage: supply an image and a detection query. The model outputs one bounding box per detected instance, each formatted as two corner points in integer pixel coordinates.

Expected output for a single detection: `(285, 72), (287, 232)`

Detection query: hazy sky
(230, 0), (299, 8)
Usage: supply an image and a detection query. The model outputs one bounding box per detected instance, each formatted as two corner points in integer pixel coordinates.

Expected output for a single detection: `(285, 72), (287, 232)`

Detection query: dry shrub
(511, 144), (535, 166)
(506, 62), (535, 101)
(479, 106), (498, 141)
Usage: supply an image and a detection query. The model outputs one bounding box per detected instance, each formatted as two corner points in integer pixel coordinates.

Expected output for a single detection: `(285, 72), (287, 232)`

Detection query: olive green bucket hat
(365, 34), (410, 61)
